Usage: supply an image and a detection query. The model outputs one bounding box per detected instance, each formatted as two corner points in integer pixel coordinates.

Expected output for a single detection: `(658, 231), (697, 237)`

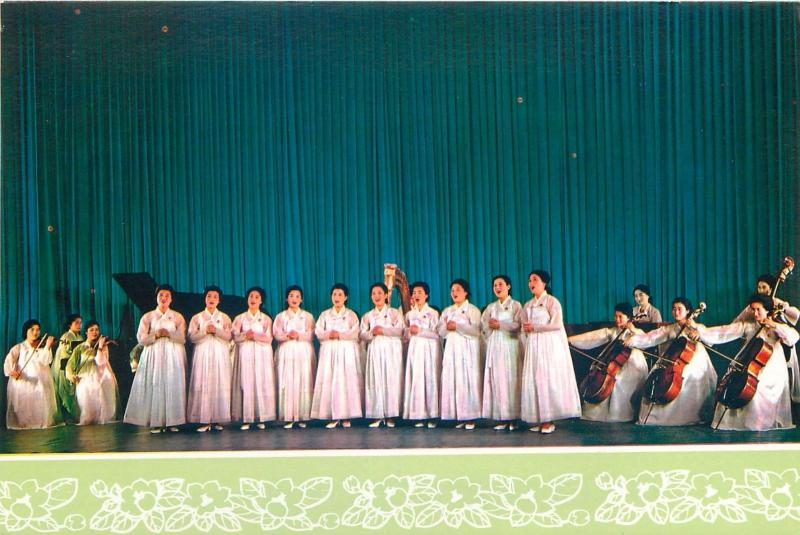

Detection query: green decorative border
(1, 446), (798, 533)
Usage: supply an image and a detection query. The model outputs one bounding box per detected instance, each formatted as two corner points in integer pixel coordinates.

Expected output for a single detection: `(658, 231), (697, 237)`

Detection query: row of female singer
(4, 270), (798, 433)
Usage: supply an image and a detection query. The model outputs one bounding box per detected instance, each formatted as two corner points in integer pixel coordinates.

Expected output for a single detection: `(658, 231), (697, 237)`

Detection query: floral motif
(229, 477), (333, 531)
(89, 478), (186, 533)
(416, 477), (488, 528)
(478, 474), (588, 528)
(595, 470), (690, 525)
(342, 474), (434, 529)
(0, 478), (78, 532)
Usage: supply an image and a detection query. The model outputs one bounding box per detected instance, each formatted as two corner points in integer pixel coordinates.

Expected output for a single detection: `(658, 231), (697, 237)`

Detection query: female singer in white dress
(438, 279), (482, 430)
(520, 270), (581, 434)
(124, 284), (188, 433)
(311, 283), (363, 428)
(625, 297), (717, 426)
(568, 303), (649, 422)
(403, 281), (441, 428)
(4, 320), (59, 429)
(187, 286), (233, 432)
(699, 294), (797, 430)
(66, 320), (120, 425)
(481, 275), (522, 430)
(361, 283), (405, 428)
(273, 285), (316, 429)
(231, 287), (276, 430)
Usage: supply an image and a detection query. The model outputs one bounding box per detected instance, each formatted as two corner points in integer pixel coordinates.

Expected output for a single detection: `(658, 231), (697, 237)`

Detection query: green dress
(52, 330), (83, 422)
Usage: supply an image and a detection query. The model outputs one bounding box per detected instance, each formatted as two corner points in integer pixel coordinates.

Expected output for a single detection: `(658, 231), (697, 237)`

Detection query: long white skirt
(276, 341), (316, 422)
(76, 365), (119, 425)
(481, 333), (522, 421)
(638, 348), (717, 426)
(231, 341), (276, 423)
(520, 331), (581, 424)
(6, 366), (59, 430)
(311, 340), (363, 420)
(713, 346), (794, 431)
(582, 350), (649, 423)
(365, 337), (404, 419)
(440, 334), (482, 421)
(187, 338), (232, 424)
(124, 339), (187, 427)
(788, 347), (800, 402)
(403, 337), (441, 420)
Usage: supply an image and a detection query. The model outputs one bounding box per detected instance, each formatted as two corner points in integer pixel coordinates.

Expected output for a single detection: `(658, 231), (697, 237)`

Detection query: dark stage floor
(1, 418), (798, 455)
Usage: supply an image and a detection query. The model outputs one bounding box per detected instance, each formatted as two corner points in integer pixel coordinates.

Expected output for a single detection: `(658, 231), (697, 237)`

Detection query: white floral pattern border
(1, 469), (799, 532)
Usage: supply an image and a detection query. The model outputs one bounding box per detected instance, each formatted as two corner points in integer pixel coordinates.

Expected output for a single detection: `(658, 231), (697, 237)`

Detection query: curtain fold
(1, 2), (797, 351)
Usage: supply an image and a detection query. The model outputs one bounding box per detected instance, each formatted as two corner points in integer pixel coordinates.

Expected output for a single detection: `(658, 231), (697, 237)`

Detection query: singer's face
(528, 274), (545, 295)
(331, 289), (347, 307)
(614, 311), (629, 328)
(756, 281), (772, 295)
(26, 324), (40, 341)
(671, 303), (688, 321)
(412, 286), (428, 305)
(248, 291), (262, 309)
(493, 278), (510, 300)
(633, 289), (649, 306)
(205, 291), (220, 310)
(750, 302), (768, 322)
(371, 287), (387, 307)
(156, 290), (172, 308)
(69, 317), (82, 333)
(450, 284), (467, 304)
(286, 290), (303, 308)
(86, 324), (100, 341)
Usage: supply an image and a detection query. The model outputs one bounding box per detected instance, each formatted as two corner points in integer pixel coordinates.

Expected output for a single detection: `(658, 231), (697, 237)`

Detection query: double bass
(642, 303), (706, 405)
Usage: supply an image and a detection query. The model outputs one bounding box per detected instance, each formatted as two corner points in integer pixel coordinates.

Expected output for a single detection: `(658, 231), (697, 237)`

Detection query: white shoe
(256, 423), (266, 430)
(508, 424), (517, 431)
(213, 424), (224, 431)
(342, 420), (351, 428)
(386, 419), (396, 428)
(197, 425), (210, 433)
(465, 422), (475, 430)
(529, 425), (540, 432)
(414, 422), (425, 428)
(494, 424), (508, 431)
(149, 427), (162, 434)
(455, 422), (465, 429)
(240, 424), (251, 431)
(325, 420), (340, 429)
(540, 423), (556, 434)
(297, 422), (307, 428)
(427, 421), (437, 429)
(283, 422), (295, 429)
(369, 419), (383, 428)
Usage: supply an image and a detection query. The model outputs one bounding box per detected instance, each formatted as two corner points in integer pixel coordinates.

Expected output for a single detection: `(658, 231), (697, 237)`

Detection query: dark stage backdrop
(2, 2), (798, 351)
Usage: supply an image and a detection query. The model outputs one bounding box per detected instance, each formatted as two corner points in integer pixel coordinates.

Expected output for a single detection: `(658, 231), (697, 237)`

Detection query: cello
(577, 314), (646, 404)
(642, 303), (706, 406)
(714, 257), (795, 411)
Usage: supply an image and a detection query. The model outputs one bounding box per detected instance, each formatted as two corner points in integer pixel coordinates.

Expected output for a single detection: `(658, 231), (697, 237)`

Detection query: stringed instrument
(642, 303), (706, 405)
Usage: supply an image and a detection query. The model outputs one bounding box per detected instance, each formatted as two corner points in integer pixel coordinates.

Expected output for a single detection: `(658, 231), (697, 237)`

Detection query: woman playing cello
(568, 303), (649, 422)
(625, 297), (717, 425)
(699, 294), (797, 430)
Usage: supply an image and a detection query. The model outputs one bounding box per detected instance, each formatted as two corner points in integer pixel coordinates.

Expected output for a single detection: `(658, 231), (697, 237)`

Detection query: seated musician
(733, 273), (800, 406)
(699, 294), (798, 431)
(569, 303), (649, 422)
(624, 297), (717, 426)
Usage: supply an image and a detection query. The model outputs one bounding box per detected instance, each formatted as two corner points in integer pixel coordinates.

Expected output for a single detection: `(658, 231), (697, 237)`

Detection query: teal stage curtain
(2, 2), (798, 351)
